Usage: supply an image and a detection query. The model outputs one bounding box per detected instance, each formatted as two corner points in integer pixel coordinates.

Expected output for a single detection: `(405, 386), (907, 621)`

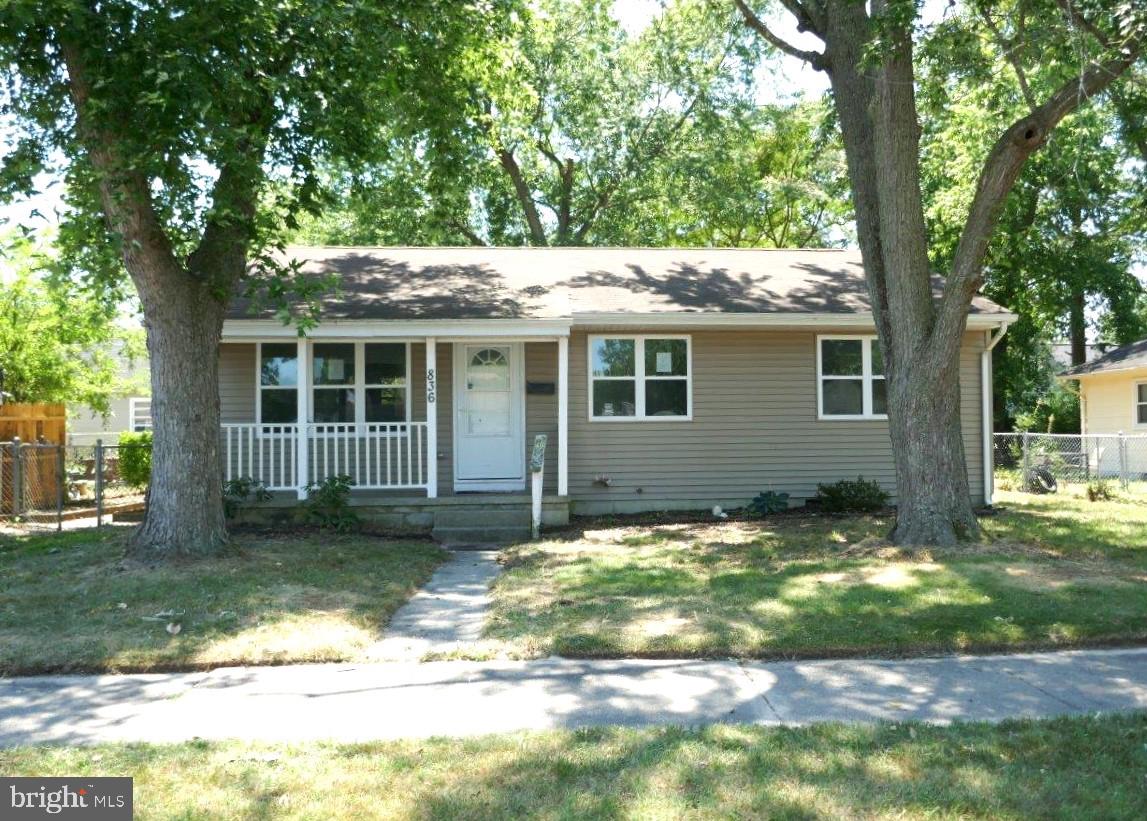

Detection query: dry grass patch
(485, 496), (1147, 660)
(0, 527), (447, 674)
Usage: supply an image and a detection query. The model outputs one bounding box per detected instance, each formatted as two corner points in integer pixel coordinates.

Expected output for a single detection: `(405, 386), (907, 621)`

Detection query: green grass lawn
(0, 528), (447, 675)
(485, 489), (1147, 659)
(2, 715), (1145, 819)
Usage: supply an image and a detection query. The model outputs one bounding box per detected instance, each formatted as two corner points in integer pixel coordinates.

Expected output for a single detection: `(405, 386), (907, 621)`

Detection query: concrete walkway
(2, 648), (1146, 747)
(366, 550), (501, 661)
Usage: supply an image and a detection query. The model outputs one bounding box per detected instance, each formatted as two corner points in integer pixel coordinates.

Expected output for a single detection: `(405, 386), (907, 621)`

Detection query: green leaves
(0, 232), (138, 415)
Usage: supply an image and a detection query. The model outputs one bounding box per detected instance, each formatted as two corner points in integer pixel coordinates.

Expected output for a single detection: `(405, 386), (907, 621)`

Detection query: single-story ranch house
(1063, 337), (1147, 477)
(219, 247), (1016, 537)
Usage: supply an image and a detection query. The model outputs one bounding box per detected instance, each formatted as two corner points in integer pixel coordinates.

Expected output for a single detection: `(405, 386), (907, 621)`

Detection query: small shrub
(117, 431), (153, 489)
(815, 476), (889, 514)
(223, 476), (272, 518)
(747, 490), (790, 517)
(304, 474), (359, 532)
(1086, 479), (1114, 502)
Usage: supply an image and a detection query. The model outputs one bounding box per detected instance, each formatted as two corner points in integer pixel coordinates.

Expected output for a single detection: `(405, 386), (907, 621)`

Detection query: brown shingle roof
(229, 246), (1011, 320)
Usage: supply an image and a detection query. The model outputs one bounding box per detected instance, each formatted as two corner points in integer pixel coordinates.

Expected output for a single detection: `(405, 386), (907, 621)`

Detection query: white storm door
(455, 344), (524, 482)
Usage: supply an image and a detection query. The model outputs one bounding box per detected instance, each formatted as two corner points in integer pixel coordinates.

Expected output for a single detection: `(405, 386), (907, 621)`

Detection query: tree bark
(498, 147), (549, 245)
(886, 347), (979, 546)
(132, 279), (228, 557)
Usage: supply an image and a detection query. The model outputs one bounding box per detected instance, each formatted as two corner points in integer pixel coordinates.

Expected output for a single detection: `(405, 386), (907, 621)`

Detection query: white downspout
(557, 335), (569, 497)
(982, 323), (1009, 506)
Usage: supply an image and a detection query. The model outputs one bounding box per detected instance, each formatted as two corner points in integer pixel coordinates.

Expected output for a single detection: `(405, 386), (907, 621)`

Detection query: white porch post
(558, 334), (569, 497)
(295, 336), (309, 499)
(426, 336), (438, 498)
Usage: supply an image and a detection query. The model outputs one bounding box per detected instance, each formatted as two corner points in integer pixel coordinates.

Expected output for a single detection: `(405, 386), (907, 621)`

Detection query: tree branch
(497, 146), (548, 246)
(448, 218), (487, 246)
(733, 0), (826, 70)
(60, 39), (183, 293)
(1056, 0), (1115, 49)
(977, 5), (1038, 110)
(936, 40), (1143, 354)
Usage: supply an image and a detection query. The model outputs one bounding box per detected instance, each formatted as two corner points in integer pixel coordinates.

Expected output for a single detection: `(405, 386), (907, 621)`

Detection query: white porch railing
(221, 424), (299, 490)
(221, 423), (430, 492)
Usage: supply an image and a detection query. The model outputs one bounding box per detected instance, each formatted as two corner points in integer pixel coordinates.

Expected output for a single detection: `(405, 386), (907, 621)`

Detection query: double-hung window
(258, 341), (409, 428)
(312, 343), (356, 423)
(258, 343), (299, 425)
(589, 335), (691, 420)
(817, 336), (887, 420)
(312, 342), (410, 428)
(1136, 382), (1147, 426)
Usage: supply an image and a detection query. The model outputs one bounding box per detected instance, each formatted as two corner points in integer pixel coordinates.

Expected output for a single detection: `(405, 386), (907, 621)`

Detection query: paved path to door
(367, 550), (502, 661)
(2, 648), (1146, 747)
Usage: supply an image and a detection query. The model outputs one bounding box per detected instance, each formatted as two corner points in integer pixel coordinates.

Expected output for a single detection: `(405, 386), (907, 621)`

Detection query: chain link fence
(994, 432), (1147, 494)
(1, 438), (148, 531)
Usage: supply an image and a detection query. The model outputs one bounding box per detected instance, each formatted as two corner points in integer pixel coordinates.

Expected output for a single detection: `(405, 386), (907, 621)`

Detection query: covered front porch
(218, 321), (571, 504)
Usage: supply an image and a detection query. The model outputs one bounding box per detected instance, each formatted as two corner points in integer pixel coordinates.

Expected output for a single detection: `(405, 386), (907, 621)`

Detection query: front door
(454, 343), (524, 487)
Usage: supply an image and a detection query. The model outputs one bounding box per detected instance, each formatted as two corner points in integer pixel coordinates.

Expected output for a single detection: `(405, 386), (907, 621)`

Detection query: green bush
(747, 490), (790, 517)
(814, 476), (889, 514)
(223, 476), (272, 518)
(117, 431), (153, 489)
(304, 474), (359, 532)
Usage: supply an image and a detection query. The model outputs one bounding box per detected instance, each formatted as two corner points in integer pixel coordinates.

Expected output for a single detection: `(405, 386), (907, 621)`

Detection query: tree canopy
(0, 0), (514, 556)
(0, 234), (142, 414)
(290, 0), (852, 249)
(915, 0), (1147, 431)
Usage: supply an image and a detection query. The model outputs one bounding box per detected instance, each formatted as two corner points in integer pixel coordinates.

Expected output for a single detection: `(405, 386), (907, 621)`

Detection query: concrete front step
(431, 525), (533, 545)
(433, 507), (532, 529)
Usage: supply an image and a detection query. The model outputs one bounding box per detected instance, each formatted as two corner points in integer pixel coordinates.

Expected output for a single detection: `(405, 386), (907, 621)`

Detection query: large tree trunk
(887, 353), (979, 545)
(130, 276), (228, 558)
(737, 0), (1141, 545)
(819, 2), (981, 544)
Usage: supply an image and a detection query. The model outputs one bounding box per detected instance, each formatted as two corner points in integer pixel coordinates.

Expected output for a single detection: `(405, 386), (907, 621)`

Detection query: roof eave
(222, 310), (1017, 340)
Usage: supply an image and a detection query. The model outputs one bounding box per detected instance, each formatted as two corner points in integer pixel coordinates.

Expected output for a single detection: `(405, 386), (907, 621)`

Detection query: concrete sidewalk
(367, 550), (501, 661)
(2, 648), (1146, 747)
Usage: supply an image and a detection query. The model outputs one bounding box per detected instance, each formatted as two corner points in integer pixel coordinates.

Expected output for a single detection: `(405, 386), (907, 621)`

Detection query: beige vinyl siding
(1080, 368), (1147, 435)
(568, 328), (986, 513)
(219, 343), (256, 423)
(525, 341), (559, 494)
(218, 330), (987, 507)
(1079, 368), (1147, 476)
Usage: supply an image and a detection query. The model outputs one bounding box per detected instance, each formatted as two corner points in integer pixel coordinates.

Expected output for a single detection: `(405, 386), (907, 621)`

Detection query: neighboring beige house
(67, 352), (151, 446)
(1063, 338), (1147, 477)
(218, 247), (1015, 535)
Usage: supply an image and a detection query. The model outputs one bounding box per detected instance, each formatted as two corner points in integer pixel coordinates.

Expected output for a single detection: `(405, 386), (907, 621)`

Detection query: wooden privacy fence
(0, 402), (66, 444)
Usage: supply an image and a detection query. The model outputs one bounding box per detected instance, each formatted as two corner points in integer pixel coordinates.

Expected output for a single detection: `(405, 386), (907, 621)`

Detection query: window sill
(588, 415), (693, 423)
(817, 414), (889, 422)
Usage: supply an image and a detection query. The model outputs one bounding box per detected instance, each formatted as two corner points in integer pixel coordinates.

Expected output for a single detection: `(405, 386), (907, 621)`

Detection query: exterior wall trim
(222, 313), (1016, 341)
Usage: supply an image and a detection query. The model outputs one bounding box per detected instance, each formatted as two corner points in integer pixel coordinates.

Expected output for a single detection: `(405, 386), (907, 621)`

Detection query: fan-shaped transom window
(468, 347), (510, 391)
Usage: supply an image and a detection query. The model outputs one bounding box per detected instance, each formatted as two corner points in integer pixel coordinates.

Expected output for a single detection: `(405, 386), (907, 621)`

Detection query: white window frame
(255, 341), (412, 434)
(127, 396), (152, 432)
(1135, 380), (1147, 428)
(817, 335), (888, 421)
(587, 334), (692, 422)
(255, 341), (301, 432)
